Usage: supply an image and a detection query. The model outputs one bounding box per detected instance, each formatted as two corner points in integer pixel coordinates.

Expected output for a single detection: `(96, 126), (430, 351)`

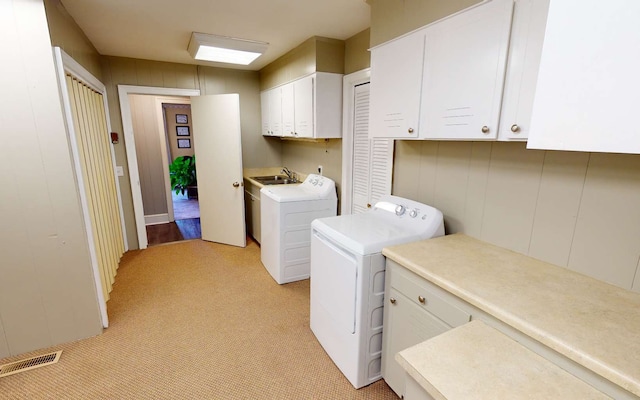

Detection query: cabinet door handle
(481, 126), (490, 134)
(367, 203), (372, 208)
(418, 295), (426, 304)
(510, 124), (520, 133)
(408, 127), (414, 134)
(233, 182), (240, 188)
(389, 297), (396, 304)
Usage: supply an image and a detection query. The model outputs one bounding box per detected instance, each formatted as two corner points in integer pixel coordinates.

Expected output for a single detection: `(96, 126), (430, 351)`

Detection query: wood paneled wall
(44, 0), (102, 80)
(393, 141), (640, 292)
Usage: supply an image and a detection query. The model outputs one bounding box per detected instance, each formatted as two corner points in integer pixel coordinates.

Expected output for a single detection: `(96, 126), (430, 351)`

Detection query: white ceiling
(60, 0), (371, 71)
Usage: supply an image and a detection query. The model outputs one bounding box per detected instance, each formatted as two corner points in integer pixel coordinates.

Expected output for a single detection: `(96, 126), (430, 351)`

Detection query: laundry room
(3, 0), (640, 399)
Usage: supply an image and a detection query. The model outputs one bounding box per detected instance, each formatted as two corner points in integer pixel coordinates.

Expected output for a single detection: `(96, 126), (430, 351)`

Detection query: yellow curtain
(66, 75), (124, 300)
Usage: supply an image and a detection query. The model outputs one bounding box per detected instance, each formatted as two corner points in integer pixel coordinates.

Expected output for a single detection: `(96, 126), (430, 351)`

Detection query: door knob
(233, 182), (240, 188)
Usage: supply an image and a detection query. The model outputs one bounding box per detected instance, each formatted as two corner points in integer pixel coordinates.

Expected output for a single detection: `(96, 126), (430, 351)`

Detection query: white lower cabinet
(404, 374), (433, 400)
(244, 180), (261, 243)
(381, 260), (471, 398)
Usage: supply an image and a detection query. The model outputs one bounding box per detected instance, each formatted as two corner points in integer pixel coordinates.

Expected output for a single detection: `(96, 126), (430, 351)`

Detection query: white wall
(0, 0), (102, 357)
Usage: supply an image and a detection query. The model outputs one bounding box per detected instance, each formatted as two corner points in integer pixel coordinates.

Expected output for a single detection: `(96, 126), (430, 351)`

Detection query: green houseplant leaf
(169, 155), (197, 195)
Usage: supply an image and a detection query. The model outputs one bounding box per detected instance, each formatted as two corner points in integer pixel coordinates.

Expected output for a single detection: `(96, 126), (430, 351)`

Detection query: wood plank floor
(146, 218), (201, 246)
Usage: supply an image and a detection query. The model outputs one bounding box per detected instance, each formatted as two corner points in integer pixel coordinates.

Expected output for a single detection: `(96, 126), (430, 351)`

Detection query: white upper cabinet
(528, 0), (640, 154)
(281, 83), (295, 136)
(369, 29), (426, 139)
(262, 72), (343, 139)
(293, 75), (314, 138)
(261, 87), (283, 136)
(498, 0), (550, 141)
(421, 0), (514, 140)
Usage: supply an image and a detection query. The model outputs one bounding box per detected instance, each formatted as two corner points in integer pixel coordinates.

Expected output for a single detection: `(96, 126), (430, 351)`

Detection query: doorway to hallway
(147, 191), (201, 245)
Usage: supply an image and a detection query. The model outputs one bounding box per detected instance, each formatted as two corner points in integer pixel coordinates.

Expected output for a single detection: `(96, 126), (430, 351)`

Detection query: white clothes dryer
(310, 195), (444, 388)
(261, 174), (337, 284)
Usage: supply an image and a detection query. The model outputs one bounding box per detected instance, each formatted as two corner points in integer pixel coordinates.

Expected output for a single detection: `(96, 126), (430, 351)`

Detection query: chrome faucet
(281, 167), (295, 181)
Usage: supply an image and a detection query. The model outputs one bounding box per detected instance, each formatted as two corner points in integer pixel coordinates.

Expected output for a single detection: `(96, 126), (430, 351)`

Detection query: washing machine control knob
(395, 205), (406, 216)
(409, 209), (418, 218)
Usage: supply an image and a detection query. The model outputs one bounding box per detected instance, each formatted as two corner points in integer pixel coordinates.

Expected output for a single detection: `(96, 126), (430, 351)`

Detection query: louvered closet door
(66, 75), (124, 301)
(351, 83), (394, 214)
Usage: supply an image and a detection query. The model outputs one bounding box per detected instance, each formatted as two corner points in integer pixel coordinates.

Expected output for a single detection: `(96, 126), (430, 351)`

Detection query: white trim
(155, 96), (192, 223)
(117, 85), (201, 249)
(53, 47), (124, 329)
(340, 69), (371, 215)
(145, 213), (170, 225)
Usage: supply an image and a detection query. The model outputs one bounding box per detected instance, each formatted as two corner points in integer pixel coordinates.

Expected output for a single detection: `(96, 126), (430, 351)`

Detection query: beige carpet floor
(0, 239), (398, 399)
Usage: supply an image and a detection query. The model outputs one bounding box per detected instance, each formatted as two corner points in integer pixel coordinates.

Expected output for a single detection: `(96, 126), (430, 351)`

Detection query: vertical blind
(66, 74), (124, 300)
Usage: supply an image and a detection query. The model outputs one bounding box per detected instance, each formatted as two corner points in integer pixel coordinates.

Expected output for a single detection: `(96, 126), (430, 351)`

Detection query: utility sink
(251, 175), (298, 185)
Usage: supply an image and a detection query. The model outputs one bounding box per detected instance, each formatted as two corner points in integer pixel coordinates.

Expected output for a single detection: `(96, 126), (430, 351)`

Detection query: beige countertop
(383, 234), (640, 397)
(396, 320), (611, 399)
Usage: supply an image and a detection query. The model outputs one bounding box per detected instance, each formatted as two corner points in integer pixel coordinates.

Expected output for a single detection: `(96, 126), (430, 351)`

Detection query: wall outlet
(318, 165), (323, 175)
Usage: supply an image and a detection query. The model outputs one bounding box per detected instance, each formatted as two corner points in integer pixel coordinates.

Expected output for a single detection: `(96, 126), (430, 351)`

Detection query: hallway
(146, 191), (201, 246)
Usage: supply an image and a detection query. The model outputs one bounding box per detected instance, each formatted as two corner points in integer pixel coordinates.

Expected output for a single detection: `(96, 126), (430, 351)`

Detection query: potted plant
(169, 155), (197, 198)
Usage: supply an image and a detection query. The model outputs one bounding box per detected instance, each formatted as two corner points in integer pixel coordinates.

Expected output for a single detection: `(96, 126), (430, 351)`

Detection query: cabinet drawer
(389, 262), (470, 328)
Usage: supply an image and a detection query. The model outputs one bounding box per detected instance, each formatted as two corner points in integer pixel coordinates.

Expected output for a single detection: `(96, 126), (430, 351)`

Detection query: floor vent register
(0, 350), (62, 378)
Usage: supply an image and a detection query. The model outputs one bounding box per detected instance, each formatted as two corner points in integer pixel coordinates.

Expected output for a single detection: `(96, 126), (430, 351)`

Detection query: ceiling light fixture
(187, 32), (268, 65)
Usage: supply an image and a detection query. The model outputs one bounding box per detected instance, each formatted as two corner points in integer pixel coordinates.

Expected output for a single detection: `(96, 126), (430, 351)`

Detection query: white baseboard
(145, 213), (169, 225)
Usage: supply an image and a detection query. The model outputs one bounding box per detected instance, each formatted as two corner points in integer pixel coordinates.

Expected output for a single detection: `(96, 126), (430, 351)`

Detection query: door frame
(340, 69), (370, 215)
(118, 85), (200, 249)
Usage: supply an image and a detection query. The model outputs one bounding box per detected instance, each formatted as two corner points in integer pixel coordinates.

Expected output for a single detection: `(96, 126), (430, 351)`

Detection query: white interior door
(191, 94), (246, 247)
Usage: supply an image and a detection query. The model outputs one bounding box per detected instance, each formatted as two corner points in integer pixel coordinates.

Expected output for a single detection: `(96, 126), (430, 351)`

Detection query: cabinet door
(351, 82), (394, 214)
(294, 75), (314, 138)
(528, 0), (640, 154)
(260, 90), (271, 136)
(498, 0), (550, 141)
(281, 82), (295, 137)
(268, 87), (283, 137)
(381, 288), (450, 397)
(369, 29), (426, 139)
(421, 0), (514, 140)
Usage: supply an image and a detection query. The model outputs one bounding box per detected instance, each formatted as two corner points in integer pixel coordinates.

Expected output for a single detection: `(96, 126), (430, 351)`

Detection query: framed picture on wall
(177, 138), (191, 148)
(176, 114), (188, 124)
(176, 126), (190, 136)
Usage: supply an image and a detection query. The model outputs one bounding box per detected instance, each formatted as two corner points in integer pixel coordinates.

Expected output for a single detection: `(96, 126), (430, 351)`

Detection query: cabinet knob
(367, 203), (372, 208)
(418, 295), (426, 304)
(481, 126), (490, 134)
(408, 127), (414, 134)
(389, 297), (396, 304)
(510, 124), (520, 133)
(232, 182), (240, 188)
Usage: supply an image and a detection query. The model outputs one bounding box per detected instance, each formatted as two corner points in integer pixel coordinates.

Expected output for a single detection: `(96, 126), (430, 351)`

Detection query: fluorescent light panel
(188, 33), (268, 65)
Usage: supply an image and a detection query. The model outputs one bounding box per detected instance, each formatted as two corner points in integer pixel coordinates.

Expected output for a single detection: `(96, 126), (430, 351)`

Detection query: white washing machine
(310, 195), (444, 389)
(261, 174), (337, 284)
